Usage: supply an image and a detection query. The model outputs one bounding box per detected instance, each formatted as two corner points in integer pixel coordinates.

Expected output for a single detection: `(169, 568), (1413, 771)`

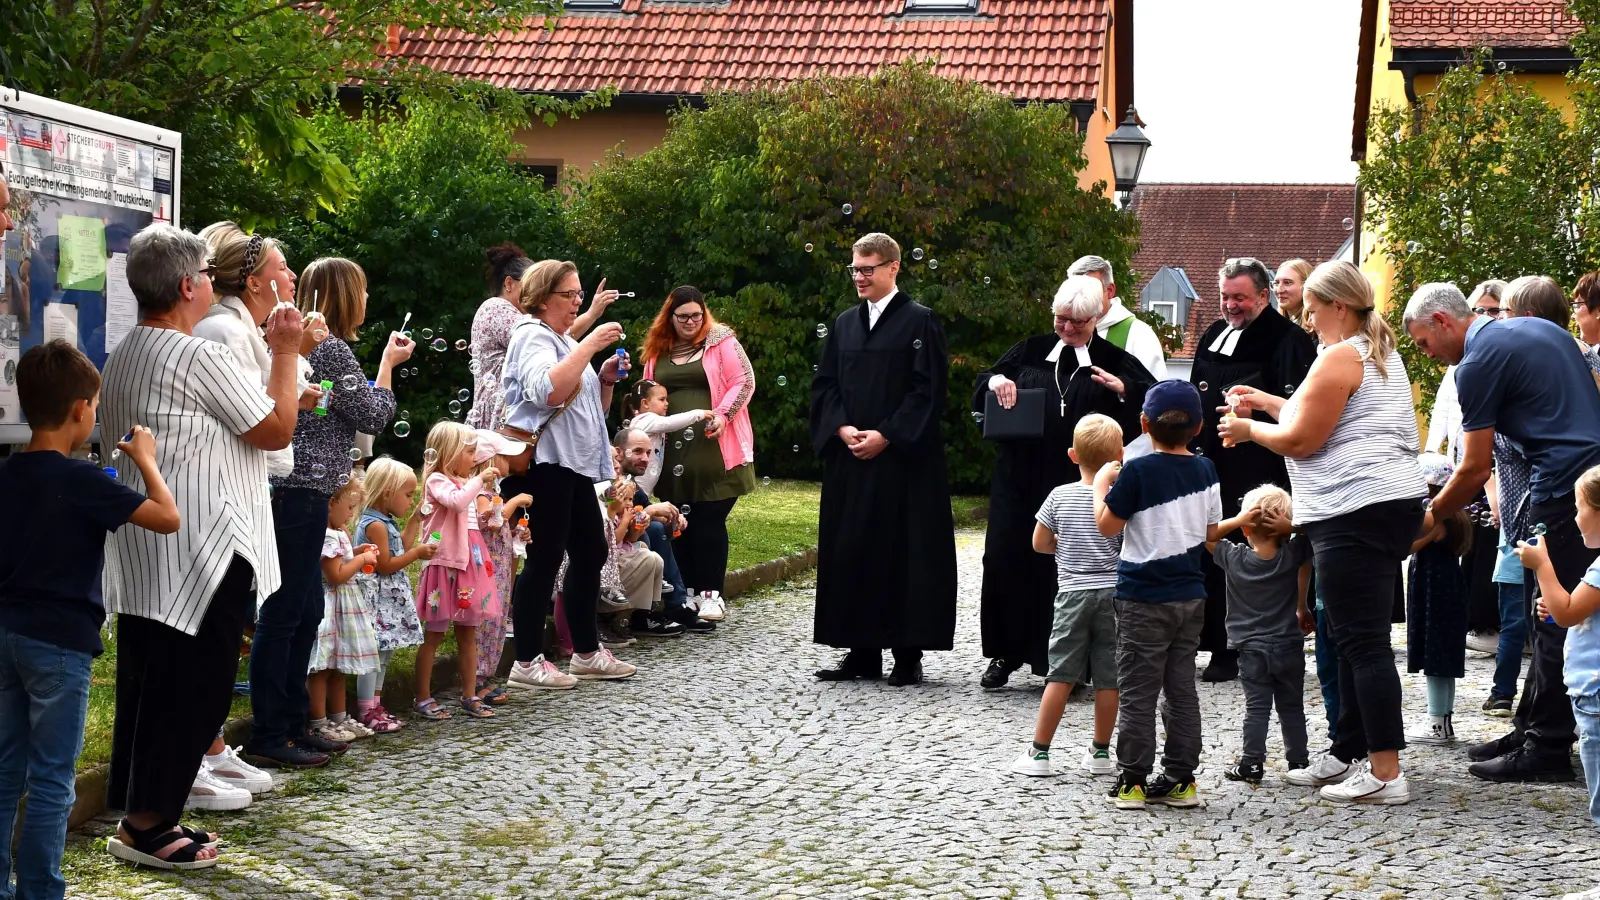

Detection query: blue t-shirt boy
(1103, 452), (1222, 602)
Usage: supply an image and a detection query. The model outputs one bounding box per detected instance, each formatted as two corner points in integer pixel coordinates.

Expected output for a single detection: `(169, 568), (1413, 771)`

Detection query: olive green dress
(654, 356), (756, 505)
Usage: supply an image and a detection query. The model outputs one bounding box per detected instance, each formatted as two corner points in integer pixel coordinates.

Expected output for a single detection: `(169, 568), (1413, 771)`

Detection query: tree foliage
(1361, 49), (1589, 407)
(568, 61), (1137, 490)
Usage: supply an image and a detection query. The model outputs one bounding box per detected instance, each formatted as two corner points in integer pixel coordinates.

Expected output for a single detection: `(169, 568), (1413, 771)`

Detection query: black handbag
(981, 388), (1047, 440)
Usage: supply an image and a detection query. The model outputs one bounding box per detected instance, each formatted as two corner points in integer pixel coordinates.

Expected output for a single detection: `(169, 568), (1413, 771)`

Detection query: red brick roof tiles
(393, 1), (1111, 101)
(1127, 184), (1356, 359)
(1389, 0), (1579, 50)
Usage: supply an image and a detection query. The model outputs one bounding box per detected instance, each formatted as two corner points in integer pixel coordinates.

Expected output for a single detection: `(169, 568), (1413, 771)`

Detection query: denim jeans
(0, 628), (93, 900)
(644, 521), (687, 608)
(1491, 581), (1528, 702)
(1313, 598), (1341, 743)
(1574, 695), (1600, 831)
(249, 487), (330, 750)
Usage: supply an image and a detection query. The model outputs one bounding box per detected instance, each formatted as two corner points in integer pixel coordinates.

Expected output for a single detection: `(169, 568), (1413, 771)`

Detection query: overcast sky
(1134, 0), (1362, 185)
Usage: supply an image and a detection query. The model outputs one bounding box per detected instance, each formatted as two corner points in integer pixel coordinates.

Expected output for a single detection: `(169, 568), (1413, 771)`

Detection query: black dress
(1190, 308), (1317, 657)
(809, 291), (959, 651)
(1407, 540), (1469, 677)
(971, 333), (1154, 674)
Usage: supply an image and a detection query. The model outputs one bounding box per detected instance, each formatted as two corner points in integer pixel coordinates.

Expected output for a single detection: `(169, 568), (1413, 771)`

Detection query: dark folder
(981, 388), (1047, 440)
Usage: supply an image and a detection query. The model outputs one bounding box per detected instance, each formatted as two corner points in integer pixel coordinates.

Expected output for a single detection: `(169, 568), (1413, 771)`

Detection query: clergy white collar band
(1044, 340), (1093, 367)
(1207, 326), (1243, 357)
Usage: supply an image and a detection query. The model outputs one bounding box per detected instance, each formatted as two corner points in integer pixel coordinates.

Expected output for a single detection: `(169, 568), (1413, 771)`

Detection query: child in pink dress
(413, 422), (504, 720)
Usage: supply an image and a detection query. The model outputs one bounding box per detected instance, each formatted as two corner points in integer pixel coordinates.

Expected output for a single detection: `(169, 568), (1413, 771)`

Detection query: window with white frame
(1149, 301), (1178, 326)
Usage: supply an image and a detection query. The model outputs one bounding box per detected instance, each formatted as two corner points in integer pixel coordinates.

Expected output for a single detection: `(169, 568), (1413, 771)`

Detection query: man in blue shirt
(1405, 282), (1600, 783)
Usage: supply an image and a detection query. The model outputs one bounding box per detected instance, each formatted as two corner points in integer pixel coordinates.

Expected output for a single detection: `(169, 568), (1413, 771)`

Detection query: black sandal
(179, 824), (222, 848)
(107, 819), (218, 870)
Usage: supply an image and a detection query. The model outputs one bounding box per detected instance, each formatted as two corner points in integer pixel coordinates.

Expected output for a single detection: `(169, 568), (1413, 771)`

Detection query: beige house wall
(512, 107), (673, 177)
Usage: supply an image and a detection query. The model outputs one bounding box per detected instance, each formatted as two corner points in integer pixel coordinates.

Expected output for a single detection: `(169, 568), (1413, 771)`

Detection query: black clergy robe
(972, 332), (1154, 674)
(1190, 306), (1317, 654)
(810, 291), (958, 651)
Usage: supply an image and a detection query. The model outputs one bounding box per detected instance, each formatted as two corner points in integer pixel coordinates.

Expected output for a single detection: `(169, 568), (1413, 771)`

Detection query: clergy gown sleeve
(810, 316), (850, 457)
(878, 310), (949, 449)
(972, 337), (1030, 413)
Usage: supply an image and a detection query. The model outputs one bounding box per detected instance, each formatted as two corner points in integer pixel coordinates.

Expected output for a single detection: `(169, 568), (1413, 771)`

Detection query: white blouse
(100, 326), (281, 635)
(193, 295), (311, 479)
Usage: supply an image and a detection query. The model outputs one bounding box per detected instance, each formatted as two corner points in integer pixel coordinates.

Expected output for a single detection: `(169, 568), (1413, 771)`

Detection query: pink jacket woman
(642, 323), (756, 470)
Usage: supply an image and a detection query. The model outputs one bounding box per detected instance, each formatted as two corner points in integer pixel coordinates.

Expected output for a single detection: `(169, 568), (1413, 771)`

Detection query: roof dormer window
(904, 0), (980, 15)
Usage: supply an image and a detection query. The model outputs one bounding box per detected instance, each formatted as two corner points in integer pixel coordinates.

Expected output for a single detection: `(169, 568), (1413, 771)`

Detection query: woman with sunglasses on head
(971, 274), (1155, 690)
(637, 287), (757, 622)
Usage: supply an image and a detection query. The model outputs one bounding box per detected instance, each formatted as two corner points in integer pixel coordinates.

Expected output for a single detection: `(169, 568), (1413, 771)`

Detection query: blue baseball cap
(1142, 379), (1203, 423)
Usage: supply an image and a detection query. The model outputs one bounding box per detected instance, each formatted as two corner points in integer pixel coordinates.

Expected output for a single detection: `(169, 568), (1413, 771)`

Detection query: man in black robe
(971, 274), (1154, 689)
(810, 232), (958, 687)
(1190, 257), (1317, 681)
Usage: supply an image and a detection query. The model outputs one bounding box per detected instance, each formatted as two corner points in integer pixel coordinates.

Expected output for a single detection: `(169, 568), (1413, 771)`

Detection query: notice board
(0, 88), (181, 442)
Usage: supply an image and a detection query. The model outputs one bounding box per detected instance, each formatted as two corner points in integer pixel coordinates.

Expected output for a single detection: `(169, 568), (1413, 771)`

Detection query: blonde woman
(1274, 258), (1313, 329)
(1218, 260), (1427, 805)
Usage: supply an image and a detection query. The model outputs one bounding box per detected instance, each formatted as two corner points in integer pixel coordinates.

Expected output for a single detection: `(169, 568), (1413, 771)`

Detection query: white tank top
(1281, 335), (1428, 524)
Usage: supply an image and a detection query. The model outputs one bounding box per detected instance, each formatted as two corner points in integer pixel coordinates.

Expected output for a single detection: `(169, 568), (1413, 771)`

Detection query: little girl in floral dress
(355, 456), (435, 732)
(413, 422), (503, 720)
(308, 476), (381, 743)
(470, 431), (532, 707)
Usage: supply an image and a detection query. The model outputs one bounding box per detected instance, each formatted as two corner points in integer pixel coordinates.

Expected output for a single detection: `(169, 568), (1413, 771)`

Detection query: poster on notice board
(0, 88), (180, 441)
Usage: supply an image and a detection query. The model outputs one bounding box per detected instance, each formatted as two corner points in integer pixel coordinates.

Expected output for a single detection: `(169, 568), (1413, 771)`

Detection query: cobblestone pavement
(66, 531), (1600, 899)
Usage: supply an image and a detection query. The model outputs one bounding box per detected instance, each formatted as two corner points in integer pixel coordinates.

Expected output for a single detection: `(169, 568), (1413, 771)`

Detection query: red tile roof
(1389, 0), (1579, 49)
(392, 0), (1111, 102)
(1127, 184), (1356, 359)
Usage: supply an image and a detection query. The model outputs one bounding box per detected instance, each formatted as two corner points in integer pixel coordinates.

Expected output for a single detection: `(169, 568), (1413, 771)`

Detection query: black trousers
(1514, 493), (1590, 754)
(512, 464), (606, 660)
(672, 496), (738, 596)
(1305, 497), (1424, 761)
(248, 487), (328, 750)
(108, 557), (254, 823)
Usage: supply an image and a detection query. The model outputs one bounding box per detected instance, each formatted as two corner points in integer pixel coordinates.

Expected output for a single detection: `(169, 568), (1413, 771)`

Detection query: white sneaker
(335, 718), (374, 740)
(697, 591), (726, 622)
(1082, 745), (1118, 776)
(571, 648), (637, 680)
(1408, 715), (1456, 745)
(204, 745), (273, 795)
(1466, 630), (1500, 655)
(1562, 886), (1600, 900)
(1008, 748), (1053, 777)
(1319, 763), (1413, 805)
(508, 657), (579, 690)
(185, 767), (253, 811)
(1285, 754), (1361, 787)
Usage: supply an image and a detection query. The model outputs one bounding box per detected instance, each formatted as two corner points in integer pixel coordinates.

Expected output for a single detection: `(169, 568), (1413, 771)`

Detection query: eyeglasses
(673, 312), (704, 324)
(1054, 314), (1096, 328)
(550, 289), (586, 302)
(195, 265), (218, 281)
(847, 264), (891, 279)
(1473, 306), (1506, 318)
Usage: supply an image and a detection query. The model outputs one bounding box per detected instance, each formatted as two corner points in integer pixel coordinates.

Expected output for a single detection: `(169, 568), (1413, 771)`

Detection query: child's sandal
(414, 698), (452, 721)
(459, 696), (496, 718)
(479, 685), (510, 705)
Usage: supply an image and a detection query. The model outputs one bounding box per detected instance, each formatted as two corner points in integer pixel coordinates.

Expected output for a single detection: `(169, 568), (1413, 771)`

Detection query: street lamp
(1106, 105), (1152, 209)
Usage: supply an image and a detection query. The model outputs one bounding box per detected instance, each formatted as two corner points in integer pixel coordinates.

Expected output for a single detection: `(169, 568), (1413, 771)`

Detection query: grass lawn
(76, 479), (983, 772)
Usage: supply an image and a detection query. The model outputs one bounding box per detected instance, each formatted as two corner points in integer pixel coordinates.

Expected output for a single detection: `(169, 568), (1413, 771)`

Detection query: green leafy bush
(568, 61), (1137, 491)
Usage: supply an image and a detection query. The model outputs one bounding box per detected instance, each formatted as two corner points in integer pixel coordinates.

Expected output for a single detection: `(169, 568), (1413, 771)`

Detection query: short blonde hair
(331, 470), (365, 506)
(517, 259), (579, 316)
(1053, 274), (1105, 320)
(1072, 413), (1123, 471)
(1578, 464), (1600, 514)
(362, 456), (418, 512)
(852, 232), (901, 264)
(298, 257), (367, 342)
(1241, 483), (1292, 524)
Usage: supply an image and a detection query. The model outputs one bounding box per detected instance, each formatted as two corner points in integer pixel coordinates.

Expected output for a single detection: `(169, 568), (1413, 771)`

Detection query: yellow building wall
(1359, 0), (1576, 313)
(512, 106), (673, 177)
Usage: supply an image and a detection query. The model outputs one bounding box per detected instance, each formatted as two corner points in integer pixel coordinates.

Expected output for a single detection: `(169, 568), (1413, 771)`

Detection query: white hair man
(1403, 281), (1600, 784)
(1067, 255), (1168, 380)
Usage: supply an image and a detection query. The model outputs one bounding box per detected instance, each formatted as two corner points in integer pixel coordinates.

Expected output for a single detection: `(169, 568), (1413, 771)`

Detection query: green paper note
(58, 215), (107, 292)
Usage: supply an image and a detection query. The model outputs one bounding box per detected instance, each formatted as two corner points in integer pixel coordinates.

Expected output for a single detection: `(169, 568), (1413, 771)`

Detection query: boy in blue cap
(1094, 380), (1222, 809)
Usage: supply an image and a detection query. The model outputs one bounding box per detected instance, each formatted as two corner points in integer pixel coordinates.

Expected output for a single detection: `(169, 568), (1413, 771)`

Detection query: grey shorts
(1046, 587), (1120, 688)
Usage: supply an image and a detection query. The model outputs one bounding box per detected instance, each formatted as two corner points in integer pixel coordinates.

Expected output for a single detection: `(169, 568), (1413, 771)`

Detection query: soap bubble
(913, 339), (923, 350)
(673, 465), (685, 477)
(683, 428), (695, 442)
(620, 419), (632, 429)
(448, 400), (462, 414)
(776, 375), (788, 387)
(1286, 384), (1295, 393)
(804, 243), (814, 253)
(420, 501), (434, 516)
(340, 373), (363, 391)
(1342, 217), (1354, 232)
(1496, 60), (1508, 72)
(334, 474), (349, 488)
(399, 369), (410, 379)
(1405, 241), (1421, 255)
(401, 330), (413, 341)
(348, 447), (362, 462)
(431, 338), (447, 352)
(983, 276), (991, 285)
(816, 323), (829, 338)
(455, 339), (469, 351)
(1198, 381), (1210, 392)
(457, 389), (470, 402)
(410, 367), (420, 377)
(1533, 523), (1548, 537)
(841, 203), (853, 215)
(681, 504), (691, 515)
(393, 421), (412, 438)
(912, 248), (925, 261)
(423, 448), (438, 464)
(762, 476), (772, 487)
(792, 445), (799, 452)
(421, 328), (434, 340)
(110, 447), (122, 461)
(431, 229), (440, 238)
(928, 259), (939, 270)
(400, 410), (410, 420)
(310, 463), (327, 479)
(674, 441), (683, 449)
(87, 452), (100, 465)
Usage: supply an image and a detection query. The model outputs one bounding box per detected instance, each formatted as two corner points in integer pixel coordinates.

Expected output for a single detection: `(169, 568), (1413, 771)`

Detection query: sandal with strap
(179, 824), (221, 848)
(107, 819), (218, 870)
(414, 698), (452, 721)
(479, 684), (510, 705)
(459, 696), (496, 718)
(358, 706), (402, 733)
